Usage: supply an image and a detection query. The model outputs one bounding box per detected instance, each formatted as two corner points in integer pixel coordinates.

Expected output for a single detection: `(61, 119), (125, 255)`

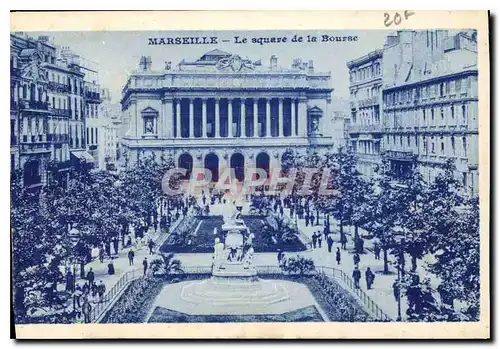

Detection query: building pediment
(141, 106), (158, 114)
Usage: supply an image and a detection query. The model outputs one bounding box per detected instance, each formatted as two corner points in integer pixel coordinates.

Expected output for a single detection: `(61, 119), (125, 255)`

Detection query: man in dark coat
(352, 266), (361, 289)
(327, 235), (334, 253)
(365, 267), (375, 290)
(317, 233), (323, 249)
(312, 232), (318, 248)
(336, 247), (341, 265)
(86, 268), (95, 286)
(143, 257), (148, 276)
(128, 249), (135, 266)
(353, 252), (361, 266)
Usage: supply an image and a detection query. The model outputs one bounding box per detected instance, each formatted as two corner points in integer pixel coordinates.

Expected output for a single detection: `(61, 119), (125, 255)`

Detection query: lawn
(147, 305), (324, 323)
(160, 215), (307, 253)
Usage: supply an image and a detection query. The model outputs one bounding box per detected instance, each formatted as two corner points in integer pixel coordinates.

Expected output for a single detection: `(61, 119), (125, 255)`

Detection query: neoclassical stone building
(120, 49), (334, 180)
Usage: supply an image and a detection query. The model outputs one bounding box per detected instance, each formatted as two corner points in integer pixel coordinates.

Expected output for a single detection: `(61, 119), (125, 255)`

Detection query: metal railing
(89, 268), (140, 323)
(91, 263), (391, 323)
(317, 265), (391, 321)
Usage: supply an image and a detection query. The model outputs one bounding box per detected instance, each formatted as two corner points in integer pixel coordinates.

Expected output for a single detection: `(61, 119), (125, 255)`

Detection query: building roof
(202, 49), (231, 57)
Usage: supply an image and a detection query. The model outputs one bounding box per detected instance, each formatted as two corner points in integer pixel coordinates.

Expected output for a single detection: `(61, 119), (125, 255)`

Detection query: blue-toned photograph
(10, 29), (480, 326)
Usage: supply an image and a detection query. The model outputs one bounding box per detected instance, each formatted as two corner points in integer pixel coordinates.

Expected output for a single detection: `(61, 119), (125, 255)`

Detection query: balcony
(384, 150), (414, 161)
(348, 124), (383, 134)
(47, 82), (71, 93)
(20, 141), (51, 154)
(85, 91), (101, 102)
(49, 108), (71, 117)
(47, 133), (69, 143)
(358, 96), (380, 108)
(57, 160), (71, 171)
(18, 99), (49, 111)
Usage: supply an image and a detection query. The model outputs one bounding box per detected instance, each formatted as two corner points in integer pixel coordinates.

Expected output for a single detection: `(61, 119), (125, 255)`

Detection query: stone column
(176, 99), (181, 138)
(228, 98), (233, 138)
(298, 97), (307, 137)
(266, 98), (271, 137)
(253, 98), (259, 137)
(163, 97), (173, 138)
(291, 98), (296, 136)
(278, 98), (284, 137)
(202, 98), (207, 138)
(215, 98), (220, 138)
(188, 98), (194, 138)
(241, 98), (246, 138)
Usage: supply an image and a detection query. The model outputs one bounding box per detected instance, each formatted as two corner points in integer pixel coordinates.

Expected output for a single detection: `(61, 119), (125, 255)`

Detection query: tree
(150, 252), (183, 277)
(11, 171), (67, 321)
(280, 255), (315, 276)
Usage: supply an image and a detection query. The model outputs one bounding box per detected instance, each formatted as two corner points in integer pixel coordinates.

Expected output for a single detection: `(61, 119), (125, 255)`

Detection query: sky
(30, 30), (392, 104)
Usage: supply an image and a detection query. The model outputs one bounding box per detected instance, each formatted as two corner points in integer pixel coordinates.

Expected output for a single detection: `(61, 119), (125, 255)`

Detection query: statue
(213, 237), (225, 271)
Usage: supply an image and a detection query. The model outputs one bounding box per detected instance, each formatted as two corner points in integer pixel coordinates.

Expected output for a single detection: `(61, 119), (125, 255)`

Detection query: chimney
(270, 55), (278, 70)
(139, 56), (152, 71)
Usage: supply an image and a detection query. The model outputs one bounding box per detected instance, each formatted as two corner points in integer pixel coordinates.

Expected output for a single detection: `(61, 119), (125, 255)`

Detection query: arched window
(141, 107), (158, 135)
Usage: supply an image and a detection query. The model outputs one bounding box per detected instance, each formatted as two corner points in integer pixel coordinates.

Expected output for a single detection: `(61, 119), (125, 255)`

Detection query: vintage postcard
(10, 10), (490, 339)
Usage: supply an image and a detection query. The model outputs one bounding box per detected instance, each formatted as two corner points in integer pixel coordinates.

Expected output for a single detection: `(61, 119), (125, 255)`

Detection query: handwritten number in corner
(384, 11), (415, 28)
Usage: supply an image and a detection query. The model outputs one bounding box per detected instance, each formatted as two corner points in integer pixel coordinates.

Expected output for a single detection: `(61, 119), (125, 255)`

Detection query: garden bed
(101, 273), (377, 323)
(161, 215), (306, 253)
(147, 305), (324, 323)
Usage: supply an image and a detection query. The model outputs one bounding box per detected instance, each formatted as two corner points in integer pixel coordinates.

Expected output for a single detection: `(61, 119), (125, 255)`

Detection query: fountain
(148, 199), (322, 318)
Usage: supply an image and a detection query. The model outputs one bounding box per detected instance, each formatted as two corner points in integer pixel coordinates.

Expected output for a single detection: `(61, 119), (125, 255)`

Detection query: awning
(71, 150), (95, 163)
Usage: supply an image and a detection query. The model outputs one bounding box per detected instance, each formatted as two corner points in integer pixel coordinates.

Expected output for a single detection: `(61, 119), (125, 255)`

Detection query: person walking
(317, 233), (323, 249)
(327, 235), (334, 253)
(82, 300), (92, 323)
(86, 268), (95, 286)
(365, 267), (375, 290)
(98, 246), (105, 263)
(352, 266), (361, 289)
(312, 232), (318, 249)
(143, 257), (148, 276)
(97, 280), (106, 302)
(128, 249), (135, 266)
(73, 284), (82, 310)
(335, 247), (341, 265)
(353, 252), (361, 267)
(392, 281), (400, 302)
(148, 239), (155, 255)
(341, 233), (348, 250)
(374, 243), (381, 260)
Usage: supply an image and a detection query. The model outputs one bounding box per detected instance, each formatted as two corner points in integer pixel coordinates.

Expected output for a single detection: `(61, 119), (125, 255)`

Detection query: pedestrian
(317, 233), (322, 249)
(97, 280), (106, 302)
(113, 237), (119, 255)
(91, 282), (98, 301)
(105, 241), (111, 257)
(374, 243), (381, 260)
(107, 259), (115, 275)
(73, 284), (82, 310)
(336, 247), (341, 265)
(86, 268), (95, 286)
(312, 232), (317, 249)
(341, 234), (347, 250)
(352, 266), (361, 289)
(143, 257), (148, 276)
(128, 249), (135, 266)
(65, 270), (73, 291)
(148, 239), (155, 255)
(99, 246), (105, 263)
(327, 235), (334, 253)
(153, 220), (158, 232)
(82, 300), (92, 323)
(353, 252), (360, 266)
(305, 215), (310, 227)
(393, 281), (400, 302)
(365, 267), (375, 290)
